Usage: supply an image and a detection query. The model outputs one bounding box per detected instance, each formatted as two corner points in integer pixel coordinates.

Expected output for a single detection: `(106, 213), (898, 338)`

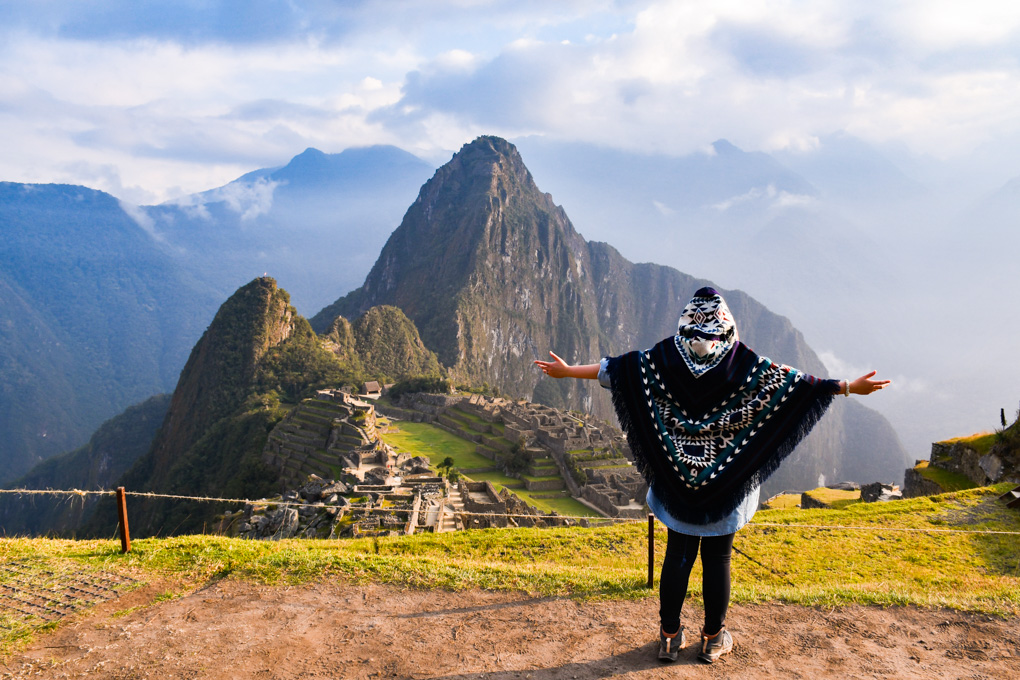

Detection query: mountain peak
(457, 135), (521, 162)
(140, 276), (297, 483)
(278, 147), (329, 175)
(311, 135), (579, 367)
(711, 139), (741, 155)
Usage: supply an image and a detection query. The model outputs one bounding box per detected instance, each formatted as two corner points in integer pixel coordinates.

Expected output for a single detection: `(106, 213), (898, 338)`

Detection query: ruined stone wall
(902, 466), (948, 498)
(375, 402), (435, 423)
(460, 394), (503, 422)
(581, 486), (622, 516)
(458, 480), (507, 515)
(397, 393), (462, 416)
(929, 442), (988, 485)
(263, 395), (381, 490)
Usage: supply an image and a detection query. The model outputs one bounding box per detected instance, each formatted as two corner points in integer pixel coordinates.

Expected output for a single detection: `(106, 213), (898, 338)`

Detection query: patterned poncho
(606, 288), (839, 525)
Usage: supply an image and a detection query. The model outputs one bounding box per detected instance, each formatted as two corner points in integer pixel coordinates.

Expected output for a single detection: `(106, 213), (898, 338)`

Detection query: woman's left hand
(848, 371), (891, 395)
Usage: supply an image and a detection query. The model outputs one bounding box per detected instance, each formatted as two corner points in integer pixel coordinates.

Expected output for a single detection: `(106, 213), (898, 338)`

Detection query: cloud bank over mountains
(3, 1), (1020, 202)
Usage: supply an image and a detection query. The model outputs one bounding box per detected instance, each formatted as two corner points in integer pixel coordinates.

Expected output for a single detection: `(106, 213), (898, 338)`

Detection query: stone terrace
(262, 389), (387, 491)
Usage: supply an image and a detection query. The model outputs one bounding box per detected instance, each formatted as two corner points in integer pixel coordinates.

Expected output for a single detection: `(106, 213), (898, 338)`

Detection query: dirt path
(4, 579), (1019, 679)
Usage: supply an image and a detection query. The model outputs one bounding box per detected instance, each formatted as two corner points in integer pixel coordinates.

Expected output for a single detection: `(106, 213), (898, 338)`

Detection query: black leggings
(659, 529), (734, 635)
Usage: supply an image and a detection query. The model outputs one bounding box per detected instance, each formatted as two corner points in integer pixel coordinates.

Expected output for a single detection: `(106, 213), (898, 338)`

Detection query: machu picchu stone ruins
(233, 387), (648, 540)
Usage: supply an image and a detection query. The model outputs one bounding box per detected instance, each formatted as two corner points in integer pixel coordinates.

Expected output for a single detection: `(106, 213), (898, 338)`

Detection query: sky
(3, 0), (1020, 205)
(4, 1), (1020, 458)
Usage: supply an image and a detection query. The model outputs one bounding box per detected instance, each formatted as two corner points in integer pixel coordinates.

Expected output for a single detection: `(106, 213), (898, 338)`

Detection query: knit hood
(674, 287), (738, 377)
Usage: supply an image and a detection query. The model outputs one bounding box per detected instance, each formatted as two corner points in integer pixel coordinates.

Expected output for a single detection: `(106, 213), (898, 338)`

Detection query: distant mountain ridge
(0, 146), (436, 484)
(146, 144), (437, 314)
(0, 182), (219, 484)
(314, 136), (909, 492)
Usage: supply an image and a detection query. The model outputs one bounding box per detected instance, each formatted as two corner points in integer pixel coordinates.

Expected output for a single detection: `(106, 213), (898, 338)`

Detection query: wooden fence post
(647, 513), (654, 588)
(116, 487), (131, 553)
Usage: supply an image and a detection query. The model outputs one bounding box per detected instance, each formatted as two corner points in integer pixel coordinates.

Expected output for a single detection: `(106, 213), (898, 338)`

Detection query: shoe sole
(697, 645), (733, 663)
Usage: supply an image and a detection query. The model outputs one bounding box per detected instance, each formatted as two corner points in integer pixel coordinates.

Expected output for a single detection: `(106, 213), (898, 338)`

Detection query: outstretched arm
(534, 351), (600, 380)
(838, 371), (891, 396)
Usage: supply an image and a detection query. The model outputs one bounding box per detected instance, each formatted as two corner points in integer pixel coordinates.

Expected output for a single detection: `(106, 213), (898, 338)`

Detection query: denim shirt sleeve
(597, 357), (611, 389)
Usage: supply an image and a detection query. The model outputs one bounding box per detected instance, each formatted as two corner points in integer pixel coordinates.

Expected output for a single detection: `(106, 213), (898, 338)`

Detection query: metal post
(116, 487), (131, 553)
(647, 513), (654, 588)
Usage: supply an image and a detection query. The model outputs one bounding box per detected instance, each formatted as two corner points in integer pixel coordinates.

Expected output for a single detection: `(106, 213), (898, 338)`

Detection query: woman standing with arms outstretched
(535, 287), (889, 664)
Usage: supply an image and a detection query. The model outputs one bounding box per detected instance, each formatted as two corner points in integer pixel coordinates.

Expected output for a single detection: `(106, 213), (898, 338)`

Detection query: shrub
(388, 375), (451, 399)
(502, 441), (531, 475)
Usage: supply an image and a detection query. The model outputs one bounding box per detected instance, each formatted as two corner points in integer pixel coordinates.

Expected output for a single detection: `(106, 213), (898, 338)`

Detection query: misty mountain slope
(0, 274), (95, 481)
(0, 394), (171, 535)
(771, 133), (925, 207)
(510, 136), (887, 334)
(143, 145), (437, 314)
(314, 136), (909, 491)
(0, 182), (218, 483)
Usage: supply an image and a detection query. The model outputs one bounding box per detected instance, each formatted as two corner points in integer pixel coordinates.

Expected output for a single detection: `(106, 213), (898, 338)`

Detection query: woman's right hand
(534, 351), (572, 379)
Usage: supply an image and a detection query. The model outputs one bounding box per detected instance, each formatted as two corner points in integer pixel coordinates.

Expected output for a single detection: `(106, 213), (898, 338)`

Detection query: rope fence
(3, 487), (1019, 590)
(2, 488), (1019, 534)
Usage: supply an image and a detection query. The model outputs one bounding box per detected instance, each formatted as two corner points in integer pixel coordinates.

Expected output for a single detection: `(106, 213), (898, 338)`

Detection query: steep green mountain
(322, 316), (363, 375)
(0, 182), (219, 484)
(320, 305), (442, 384)
(78, 280), (440, 537)
(82, 277), (352, 537)
(313, 136), (909, 492)
(0, 394), (171, 535)
(348, 305), (443, 382)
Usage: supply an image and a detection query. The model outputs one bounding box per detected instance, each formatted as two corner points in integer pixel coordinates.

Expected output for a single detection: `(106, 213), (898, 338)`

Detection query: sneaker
(658, 626), (686, 662)
(698, 627), (733, 663)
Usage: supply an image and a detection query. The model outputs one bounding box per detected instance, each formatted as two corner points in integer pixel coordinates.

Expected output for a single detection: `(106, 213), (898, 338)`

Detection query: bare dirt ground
(3, 579), (1019, 679)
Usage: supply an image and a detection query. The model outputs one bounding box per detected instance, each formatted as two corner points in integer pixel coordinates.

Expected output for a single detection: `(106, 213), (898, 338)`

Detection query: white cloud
(652, 200), (674, 216)
(4, 1), (1020, 198)
(888, 0), (1020, 48)
(170, 177), (281, 221)
(818, 350), (866, 382)
(713, 186), (771, 211)
(118, 199), (162, 241)
(772, 190), (815, 209)
(711, 184), (812, 211)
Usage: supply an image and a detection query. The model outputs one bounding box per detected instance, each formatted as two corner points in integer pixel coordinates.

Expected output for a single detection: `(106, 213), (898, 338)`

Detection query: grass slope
(3, 483), (1018, 657)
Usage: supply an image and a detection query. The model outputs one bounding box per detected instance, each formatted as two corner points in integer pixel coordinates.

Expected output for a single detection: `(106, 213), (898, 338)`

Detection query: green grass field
(378, 420), (599, 517)
(801, 487), (861, 509)
(378, 420), (493, 470)
(2, 484), (1019, 655)
(939, 432), (997, 457)
(763, 493), (801, 510)
(914, 460), (979, 492)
